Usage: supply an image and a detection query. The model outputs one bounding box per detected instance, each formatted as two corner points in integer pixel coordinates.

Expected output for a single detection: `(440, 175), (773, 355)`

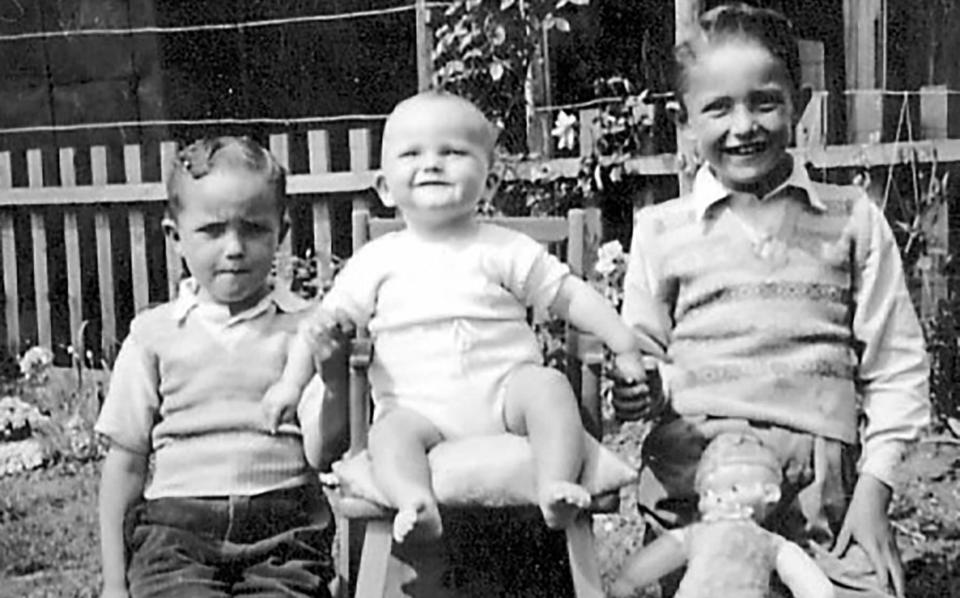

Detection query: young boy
(262, 91), (662, 545)
(96, 136), (335, 598)
(614, 4), (929, 598)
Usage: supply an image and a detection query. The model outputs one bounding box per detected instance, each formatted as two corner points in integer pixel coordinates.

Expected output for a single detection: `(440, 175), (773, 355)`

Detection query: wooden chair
(327, 207), (611, 598)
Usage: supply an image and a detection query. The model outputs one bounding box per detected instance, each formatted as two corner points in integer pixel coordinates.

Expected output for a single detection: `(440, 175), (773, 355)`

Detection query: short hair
(673, 3), (801, 120)
(165, 136), (287, 219)
(382, 91), (499, 162)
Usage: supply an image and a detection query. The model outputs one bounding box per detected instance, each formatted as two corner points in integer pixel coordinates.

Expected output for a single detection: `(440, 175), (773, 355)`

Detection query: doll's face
(698, 463), (781, 520)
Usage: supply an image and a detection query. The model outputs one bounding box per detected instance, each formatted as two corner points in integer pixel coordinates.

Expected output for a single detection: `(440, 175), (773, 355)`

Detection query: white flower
(595, 240), (625, 275)
(551, 111), (578, 151)
(19, 346), (54, 382)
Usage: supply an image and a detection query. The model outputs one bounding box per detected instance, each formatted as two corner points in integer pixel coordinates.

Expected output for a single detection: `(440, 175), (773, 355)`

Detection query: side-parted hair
(165, 136), (287, 219)
(673, 3), (801, 122)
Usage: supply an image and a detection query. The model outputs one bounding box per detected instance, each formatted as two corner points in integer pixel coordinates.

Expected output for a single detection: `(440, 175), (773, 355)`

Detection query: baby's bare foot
(539, 481), (591, 530)
(393, 499), (442, 544)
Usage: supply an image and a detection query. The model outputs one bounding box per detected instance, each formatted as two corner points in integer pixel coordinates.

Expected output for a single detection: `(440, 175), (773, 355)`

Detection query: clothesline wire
(0, 2), (446, 43)
(0, 115), (389, 136)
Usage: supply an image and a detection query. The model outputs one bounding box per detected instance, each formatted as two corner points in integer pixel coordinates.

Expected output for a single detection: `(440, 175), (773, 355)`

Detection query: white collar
(171, 278), (307, 324)
(690, 155), (826, 221)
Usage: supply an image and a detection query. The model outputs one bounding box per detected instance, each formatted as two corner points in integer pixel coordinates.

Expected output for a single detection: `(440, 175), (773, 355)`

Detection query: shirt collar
(690, 154), (826, 221)
(171, 278), (307, 324)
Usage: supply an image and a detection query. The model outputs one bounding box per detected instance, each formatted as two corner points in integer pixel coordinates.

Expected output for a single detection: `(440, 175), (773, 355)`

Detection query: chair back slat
(365, 215), (572, 245)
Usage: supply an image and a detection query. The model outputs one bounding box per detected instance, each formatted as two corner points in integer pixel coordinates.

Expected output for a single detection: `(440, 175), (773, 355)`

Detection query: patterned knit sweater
(624, 175), (910, 443)
(96, 290), (314, 498)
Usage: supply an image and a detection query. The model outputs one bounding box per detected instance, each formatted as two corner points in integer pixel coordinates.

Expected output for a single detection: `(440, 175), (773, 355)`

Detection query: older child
(263, 91), (662, 544)
(614, 4), (929, 598)
(96, 137), (334, 598)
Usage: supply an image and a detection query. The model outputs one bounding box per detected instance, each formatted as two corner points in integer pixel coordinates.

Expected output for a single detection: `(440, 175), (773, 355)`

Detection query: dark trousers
(124, 483), (335, 598)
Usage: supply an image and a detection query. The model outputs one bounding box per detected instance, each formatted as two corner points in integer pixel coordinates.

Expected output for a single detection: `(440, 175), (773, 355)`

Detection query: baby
(263, 91), (662, 543)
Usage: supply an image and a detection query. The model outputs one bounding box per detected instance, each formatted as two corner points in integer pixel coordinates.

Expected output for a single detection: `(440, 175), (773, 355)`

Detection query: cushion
(328, 432), (638, 508)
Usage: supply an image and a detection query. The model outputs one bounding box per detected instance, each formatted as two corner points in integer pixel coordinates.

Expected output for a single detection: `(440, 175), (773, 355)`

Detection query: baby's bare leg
(503, 364), (590, 529)
(368, 407), (444, 543)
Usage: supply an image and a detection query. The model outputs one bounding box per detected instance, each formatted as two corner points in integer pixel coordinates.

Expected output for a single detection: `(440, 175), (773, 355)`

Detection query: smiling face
(681, 39), (795, 192)
(164, 169), (282, 313)
(377, 94), (497, 232)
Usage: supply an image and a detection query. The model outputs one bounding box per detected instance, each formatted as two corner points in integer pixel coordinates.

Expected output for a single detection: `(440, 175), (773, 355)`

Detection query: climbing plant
(432, 0), (589, 151)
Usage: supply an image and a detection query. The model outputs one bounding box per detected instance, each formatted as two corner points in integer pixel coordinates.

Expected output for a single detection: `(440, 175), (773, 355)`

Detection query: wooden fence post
(125, 144), (149, 315)
(92, 146), (117, 362)
(0, 151), (17, 355)
(60, 148), (84, 358)
(27, 149), (51, 349)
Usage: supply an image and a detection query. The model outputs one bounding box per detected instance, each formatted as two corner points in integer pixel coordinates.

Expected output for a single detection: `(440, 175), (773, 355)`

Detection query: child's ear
(666, 96), (688, 129)
(668, 98), (698, 145)
(374, 173), (396, 208)
(761, 483), (781, 505)
(484, 167), (502, 198)
(162, 216), (181, 247)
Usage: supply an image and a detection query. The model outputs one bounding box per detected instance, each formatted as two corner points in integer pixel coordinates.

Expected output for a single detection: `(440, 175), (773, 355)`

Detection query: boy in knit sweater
(613, 5), (929, 598)
(95, 137), (335, 598)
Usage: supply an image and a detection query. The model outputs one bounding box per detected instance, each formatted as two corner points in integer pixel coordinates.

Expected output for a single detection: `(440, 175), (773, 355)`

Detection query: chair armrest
(349, 337), (372, 370)
(348, 334), (373, 454)
(575, 332), (605, 367)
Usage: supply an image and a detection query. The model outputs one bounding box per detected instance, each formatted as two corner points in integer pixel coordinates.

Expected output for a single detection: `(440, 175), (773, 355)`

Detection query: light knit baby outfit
(321, 223), (569, 439)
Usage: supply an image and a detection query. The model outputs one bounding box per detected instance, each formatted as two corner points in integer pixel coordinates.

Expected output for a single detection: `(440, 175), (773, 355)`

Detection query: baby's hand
(261, 378), (302, 434)
(301, 307), (352, 362)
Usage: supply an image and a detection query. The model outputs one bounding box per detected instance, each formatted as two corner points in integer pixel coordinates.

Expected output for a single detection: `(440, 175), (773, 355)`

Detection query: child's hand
(611, 352), (666, 421)
(261, 379), (302, 434)
(830, 473), (904, 598)
(613, 351), (647, 385)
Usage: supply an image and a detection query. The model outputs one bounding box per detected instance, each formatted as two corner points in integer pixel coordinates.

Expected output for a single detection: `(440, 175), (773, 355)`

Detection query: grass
(0, 460), (101, 598)
(1, 366), (958, 597)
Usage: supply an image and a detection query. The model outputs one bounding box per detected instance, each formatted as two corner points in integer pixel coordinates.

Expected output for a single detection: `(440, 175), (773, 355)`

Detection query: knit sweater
(95, 282), (314, 498)
(622, 161), (928, 450)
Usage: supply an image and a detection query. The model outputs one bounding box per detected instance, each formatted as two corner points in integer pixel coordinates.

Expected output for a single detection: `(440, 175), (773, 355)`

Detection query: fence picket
(59, 148), (83, 355)
(270, 134), (292, 256)
(27, 149), (51, 349)
(349, 128), (372, 216)
(0, 151), (17, 354)
(30, 213), (50, 349)
(64, 210), (82, 356)
(95, 211), (116, 361)
(125, 145), (149, 314)
(308, 130), (332, 281)
(92, 145), (116, 359)
(160, 141), (182, 299)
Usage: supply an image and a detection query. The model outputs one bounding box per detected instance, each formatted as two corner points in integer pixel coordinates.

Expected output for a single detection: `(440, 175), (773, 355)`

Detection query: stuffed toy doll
(610, 431), (835, 598)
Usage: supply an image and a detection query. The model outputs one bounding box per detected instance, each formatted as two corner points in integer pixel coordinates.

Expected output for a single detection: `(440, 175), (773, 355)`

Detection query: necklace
(726, 204), (789, 268)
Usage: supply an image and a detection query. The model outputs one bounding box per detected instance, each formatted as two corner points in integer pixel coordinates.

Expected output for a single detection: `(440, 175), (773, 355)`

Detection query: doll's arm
(776, 540), (835, 598)
(609, 531), (687, 598)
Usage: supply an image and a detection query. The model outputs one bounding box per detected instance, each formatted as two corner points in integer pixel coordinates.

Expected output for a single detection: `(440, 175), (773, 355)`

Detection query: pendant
(754, 235), (789, 268)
